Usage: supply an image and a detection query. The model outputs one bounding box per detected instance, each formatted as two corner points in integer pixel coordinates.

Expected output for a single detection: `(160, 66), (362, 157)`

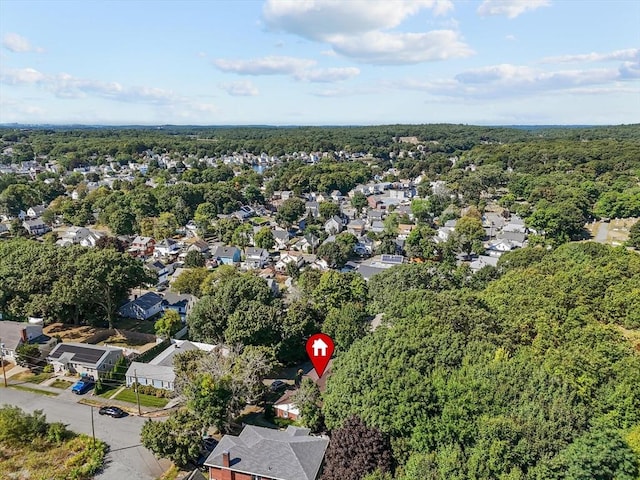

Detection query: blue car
(71, 378), (94, 395)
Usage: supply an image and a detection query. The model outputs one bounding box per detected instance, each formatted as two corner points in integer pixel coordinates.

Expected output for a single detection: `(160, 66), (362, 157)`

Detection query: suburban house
(154, 238), (181, 258)
(118, 292), (164, 320)
(22, 218), (49, 236)
(273, 229), (291, 250)
(125, 340), (221, 391)
(47, 342), (124, 378)
(211, 246), (241, 265)
(161, 292), (197, 322)
(274, 361), (333, 421)
(0, 320), (56, 362)
(244, 247), (269, 269)
(129, 236), (156, 257)
(324, 215), (343, 235)
(295, 233), (320, 254)
(26, 205), (46, 218)
(187, 239), (210, 255)
(204, 425), (328, 480)
(147, 260), (172, 286)
(275, 251), (305, 272)
(346, 219), (366, 236)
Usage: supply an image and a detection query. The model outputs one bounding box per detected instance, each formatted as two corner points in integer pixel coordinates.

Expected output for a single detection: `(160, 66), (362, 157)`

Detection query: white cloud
(330, 30), (473, 64)
(213, 56), (315, 75)
(397, 61), (637, 100)
(263, 0), (453, 39)
(505, 34), (517, 41)
(294, 67), (360, 82)
(2, 33), (44, 53)
(477, 0), (550, 19)
(0, 67), (188, 106)
(213, 55), (360, 83)
(220, 80), (260, 96)
(541, 48), (640, 64)
(262, 0), (469, 65)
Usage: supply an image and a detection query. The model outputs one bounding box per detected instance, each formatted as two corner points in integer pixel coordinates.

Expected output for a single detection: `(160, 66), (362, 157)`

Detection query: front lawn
(11, 371), (53, 384)
(114, 388), (169, 408)
(50, 379), (74, 389)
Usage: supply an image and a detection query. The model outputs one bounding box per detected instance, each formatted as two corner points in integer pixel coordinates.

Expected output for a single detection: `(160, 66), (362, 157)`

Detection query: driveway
(0, 387), (170, 480)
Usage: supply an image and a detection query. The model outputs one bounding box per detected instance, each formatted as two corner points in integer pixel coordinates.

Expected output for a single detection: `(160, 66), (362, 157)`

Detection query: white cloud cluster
(541, 48), (640, 64)
(262, 0), (470, 64)
(213, 55), (360, 83)
(213, 56), (315, 75)
(0, 66), (220, 121)
(398, 48), (639, 99)
(2, 33), (44, 53)
(477, 0), (550, 19)
(220, 80), (260, 96)
(0, 67), (176, 104)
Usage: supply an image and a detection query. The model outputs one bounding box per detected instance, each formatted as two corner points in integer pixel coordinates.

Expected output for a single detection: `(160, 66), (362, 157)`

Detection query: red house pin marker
(306, 333), (334, 378)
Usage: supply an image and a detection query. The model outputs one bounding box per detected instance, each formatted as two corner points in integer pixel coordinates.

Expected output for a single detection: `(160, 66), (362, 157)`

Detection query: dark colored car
(196, 437), (218, 467)
(270, 380), (286, 392)
(98, 406), (127, 418)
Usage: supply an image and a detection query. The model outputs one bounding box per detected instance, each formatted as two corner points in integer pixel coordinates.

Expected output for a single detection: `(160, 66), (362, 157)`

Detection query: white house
(324, 216), (343, 235)
(47, 343), (123, 378)
(244, 247), (270, 269)
(118, 292), (164, 320)
(125, 340), (222, 391)
(154, 238), (181, 258)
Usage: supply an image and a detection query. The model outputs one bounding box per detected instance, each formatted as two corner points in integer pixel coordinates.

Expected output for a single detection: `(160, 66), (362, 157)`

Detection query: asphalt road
(0, 387), (169, 480)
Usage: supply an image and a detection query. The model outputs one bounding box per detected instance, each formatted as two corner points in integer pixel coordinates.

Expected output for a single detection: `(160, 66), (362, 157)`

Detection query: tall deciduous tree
(454, 215), (485, 258)
(254, 227), (275, 250)
(276, 197), (306, 227)
(154, 309), (182, 339)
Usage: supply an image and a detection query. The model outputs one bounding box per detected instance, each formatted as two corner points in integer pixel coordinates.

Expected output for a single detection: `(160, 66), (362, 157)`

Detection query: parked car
(71, 377), (94, 395)
(270, 380), (286, 392)
(98, 406), (127, 418)
(196, 437), (219, 467)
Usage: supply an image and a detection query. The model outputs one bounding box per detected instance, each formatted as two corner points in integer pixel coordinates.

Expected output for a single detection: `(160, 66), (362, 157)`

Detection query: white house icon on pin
(312, 338), (328, 357)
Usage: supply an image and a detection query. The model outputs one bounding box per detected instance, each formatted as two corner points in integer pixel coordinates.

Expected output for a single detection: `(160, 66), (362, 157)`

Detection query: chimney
(20, 328), (28, 343)
(222, 451), (230, 468)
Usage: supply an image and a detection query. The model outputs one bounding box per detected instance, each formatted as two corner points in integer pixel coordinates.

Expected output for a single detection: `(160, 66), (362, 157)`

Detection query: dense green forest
(322, 243), (640, 479)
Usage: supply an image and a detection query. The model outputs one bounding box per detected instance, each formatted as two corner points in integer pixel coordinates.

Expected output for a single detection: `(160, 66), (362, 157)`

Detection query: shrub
(43, 364), (53, 373)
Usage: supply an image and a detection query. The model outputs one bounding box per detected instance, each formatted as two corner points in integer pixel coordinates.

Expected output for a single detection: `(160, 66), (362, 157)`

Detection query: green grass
(96, 386), (122, 398)
(11, 371), (54, 384)
(10, 385), (58, 396)
(50, 379), (73, 389)
(114, 388), (169, 408)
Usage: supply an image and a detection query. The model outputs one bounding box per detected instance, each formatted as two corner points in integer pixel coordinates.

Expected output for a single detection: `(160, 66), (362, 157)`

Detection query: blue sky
(0, 0), (638, 125)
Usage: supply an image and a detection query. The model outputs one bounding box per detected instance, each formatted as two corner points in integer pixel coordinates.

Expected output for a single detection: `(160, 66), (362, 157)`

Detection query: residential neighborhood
(1, 124), (639, 480)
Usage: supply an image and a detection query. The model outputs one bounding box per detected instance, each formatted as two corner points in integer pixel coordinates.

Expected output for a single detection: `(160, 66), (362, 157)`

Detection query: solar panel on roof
(50, 344), (106, 364)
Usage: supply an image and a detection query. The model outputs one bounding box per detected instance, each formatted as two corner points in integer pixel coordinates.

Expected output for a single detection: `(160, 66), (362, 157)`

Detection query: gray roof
(205, 425), (328, 480)
(357, 264), (387, 281)
(129, 292), (164, 310)
(162, 293), (194, 310)
(212, 246), (240, 259)
(497, 231), (526, 243)
(0, 321), (38, 351)
(48, 342), (122, 367)
(125, 361), (175, 384)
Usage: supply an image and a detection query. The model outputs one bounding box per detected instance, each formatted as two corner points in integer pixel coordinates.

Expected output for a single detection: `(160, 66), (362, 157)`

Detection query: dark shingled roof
(48, 343), (121, 365)
(204, 425), (328, 480)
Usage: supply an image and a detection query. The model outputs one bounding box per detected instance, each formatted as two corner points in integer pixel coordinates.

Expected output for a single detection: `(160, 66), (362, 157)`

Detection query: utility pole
(0, 340), (7, 388)
(134, 369), (141, 416)
(90, 405), (95, 447)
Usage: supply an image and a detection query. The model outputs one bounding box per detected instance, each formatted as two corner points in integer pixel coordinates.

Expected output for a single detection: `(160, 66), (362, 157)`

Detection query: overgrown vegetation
(0, 405), (107, 480)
